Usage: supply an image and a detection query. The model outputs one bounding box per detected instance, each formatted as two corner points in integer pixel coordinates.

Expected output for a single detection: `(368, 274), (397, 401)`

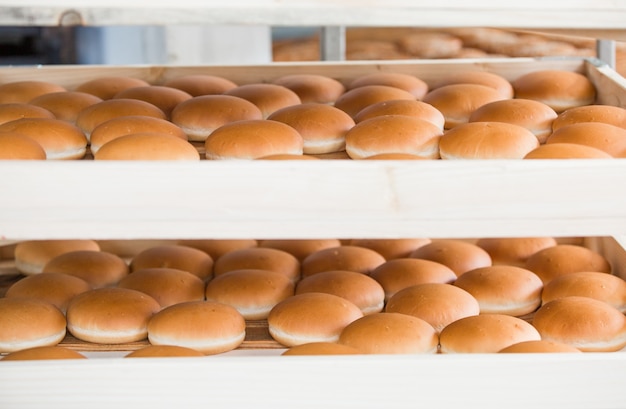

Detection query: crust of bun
(94, 132), (200, 161)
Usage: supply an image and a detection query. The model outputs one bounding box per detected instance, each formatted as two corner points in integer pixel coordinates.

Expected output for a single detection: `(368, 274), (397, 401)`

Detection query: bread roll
(524, 143), (613, 159)
(281, 341), (362, 355)
(162, 74), (238, 96)
(258, 239), (341, 262)
(130, 244), (214, 281)
(349, 238), (431, 260)
(409, 239), (492, 277)
(5, 272), (92, 313)
(14, 239), (100, 276)
(552, 104), (626, 131)
(546, 122), (626, 157)
(213, 247), (300, 282)
(94, 132), (200, 161)
(498, 340), (582, 353)
(224, 83), (301, 119)
(362, 153), (428, 160)
(113, 85), (192, 119)
(525, 244), (611, 284)
(125, 345), (204, 358)
(353, 99), (445, 130)
(430, 71), (514, 99)
(0, 102), (55, 125)
(475, 237), (557, 267)
(176, 239), (258, 261)
(1, 345), (87, 360)
(272, 74), (346, 104)
(399, 32), (463, 59)
(0, 80), (66, 104)
(75, 76), (150, 100)
(0, 132), (47, 160)
(348, 72), (429, 99)
(29, 91), (103, 124)
(334, 85), (416, 118)
(95, 239), (177, 259)
(301, 245), (386, 278)
(256, 153), (320, 160)
(541, 271), (626, 312)
(42, 250), (129, 288)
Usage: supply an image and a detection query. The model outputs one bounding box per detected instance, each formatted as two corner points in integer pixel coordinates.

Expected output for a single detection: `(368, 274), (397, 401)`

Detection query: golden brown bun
(113, 85), (192, 119)
(0, 80), (66, 104)
(14, 239), (100, 276)
(552, 104), (626, 131)
(300, 245), (386, 278)
(94, 132), (200, 161)
(205, 119), (303, 160)
(1, 346), (87, 360)
(5, 272), (92, 313)
(0, 132), (47, 160)
(272, 74), (346, 104)
(258, 239), (341, 262)
(353, 99), (445, 130)
(0, 102), (55, 125)
(475, 237), (557, 267)
(204, 268), (295, 320)
(430, 71), (514, 99)
(295, 270), (385, 315)
(95, 239), (177, 259)
(541, 271), (626, 313)
(125, 345), (205, 358)
(90, 115), (187, 154)
(117, 267), (206, 308)
(334, 85), (416, 118)
(0, 297), (66, 353)
(0, 118), (87, 160)
(439, 313), (541, 353)
(362, 153), (428, 160)
(439, 121), (539, 159)
(546, 122), (626, 157)
(268, 292), (363, 347)
(224, 83), (301, 119)
(370, 258), (457, 302)
(422, 84), (507, 129)
(75, 76), (150, 100)
(348, 72), (429, 99)
(345, 115), (442, 159)
(512, 70), (596, 113)
(171, 95), (262, 142)
(453, 265), (543, 316)
(130, 244), (214, 281)
(524, 143), (613, 159)
(409, 239), (492, 277)
(29, 91), (103, 124)
(42, 250), (129, 288)
(349, 238), (431, 260)
(176, 239), (258, 261)
(256, 153), (320, 160)
(66, 287), (160, 344)
(162, 74), (238, 96)
(213, 247), (300, 282)
(498, 340), (582, 353)
(398, 32), (463, 59)
(532, 296), (626, 352)
(281, 341), (362, 355)
(338, 312), (438, 354)
(524, 244), (611, 284)
(147, 300), (246, 355)
(468, 98), (557, 143)
(267, 103), (354, 154)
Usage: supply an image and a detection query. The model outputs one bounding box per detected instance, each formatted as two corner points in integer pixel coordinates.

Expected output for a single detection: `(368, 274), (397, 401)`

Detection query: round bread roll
(90, 115), (187, 154)
(130, 244), (214, 281)
(0, 298), (67, 353)
(348, 72), (429, 99)
(258, 238), (341, 262)
(498, 340), (582, 353)
(353, 99), (445, 129)
(147, 300), (246, 355)
(546, 122), (626, 157)
(257, 153), (320, 160)
(14, 239), (100, 276)
(475, 237), (557, 267)
(409, 239), (492, 277)
(524, 244), (611, 284)
(0, 132), (47, 160)
(267, 292), (363, 347)
(532, 296), (626, 352)
(176, 239), (258, 262)
(267, 103), (355, 154)
(541, 271), (626, 312)
(204, 268), (295, 320)
(338, 312), (438, 354)
(66, 287), (160, 344)
(75, 76), (150, 100)
(345, 115), (442, 159)
(439, 313), (541, 354)
(370, 258), (457, 302)
(5, 272), (92, 313)
(1, 345), (87, 360)
(171, 95), (263, 142)
(95, 239), (177, 259)
(0, 118), (88, 160)
(363, 152), (428, 160)
(42, 250), (129, 288)
(224, 83), (301, 119)
(300, 245), (386, 278)
(439, 121), (539, 159)
(295, 270), (385, 315)
(511, 70), (596, 113)
(552, 104), (626, 131)
(334, 85), (416, 119)
(162, 74), (238, 96)
(453, 265), (544, 316)
(385, 283), (480, 333)
(430, 71), (514, 99)
(213, 247), (300, 282)
(204, 119), (303, 160)
(349, 238), (431, 260)
(113, 85), (192, 119)
(0, 102), (55, 125)
(398, 32), (463, 59)
(524, 143), (613, 159)
(281, 341), (362, 356)
(422, 84), (507, 129)
(0, 80), (66, 104)
(94, 132), (200, 161)
(117, 267), (206, 308)
(272, 74), (346, 104)
(468, 98), (558, 143)
(29, 91), (103, 124)
(125, 345), (205, 358)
